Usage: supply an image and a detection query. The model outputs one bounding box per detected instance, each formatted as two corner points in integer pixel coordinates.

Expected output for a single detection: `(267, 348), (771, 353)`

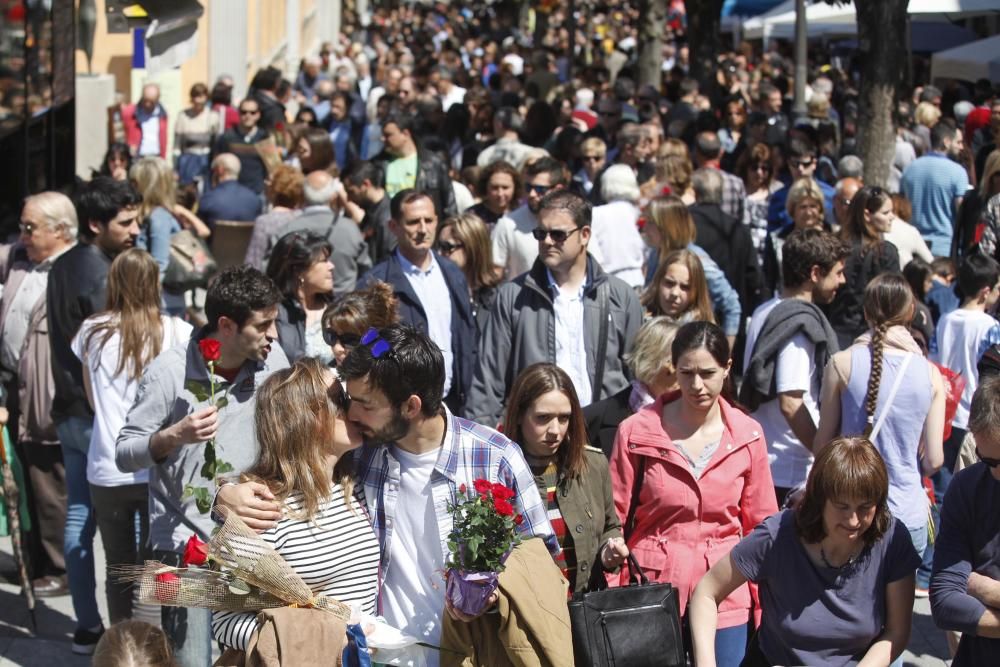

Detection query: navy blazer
(198, 179), (262, 227)
(358, 251), (477, 416)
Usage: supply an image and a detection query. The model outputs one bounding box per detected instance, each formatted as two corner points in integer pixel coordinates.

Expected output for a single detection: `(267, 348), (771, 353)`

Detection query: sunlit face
(792, 198), (824, 231)
(20, 201), (68, 263)
(536, 209), (589, 274)
(381, 122), (409, 154)
(823, 497), (877, 542)
(640, 217), (661, 249)
(91, 206), (141, 256)
(813, 260), (846, 305)
(301, 253), (335, 295)
(518, 390), (572, 460)
(391, 197), (437, 255)
(324, 371), (363, 456)
(526, 173), (554, 213)
(331, 97), (348, 122)
(657, 263), (693, 318)
(296, 138), (311, 162)
(485, 172), (515, 213)
(345, 376), (411, 443)
(789, 155), (817, 181)
(674, 346), (730, 412)
(226, 306), (279, 363)
(436, 225), (466, 269)
(867, 198), (894, 234)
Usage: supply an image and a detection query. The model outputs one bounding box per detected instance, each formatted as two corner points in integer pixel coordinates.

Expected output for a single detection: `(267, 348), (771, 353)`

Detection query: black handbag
(568, 457), (685, 666)
(163, 230), (218, 294)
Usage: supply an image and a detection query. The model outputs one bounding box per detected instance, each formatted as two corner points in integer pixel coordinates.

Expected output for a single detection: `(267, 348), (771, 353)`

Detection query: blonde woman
(437, 212), (501, 333)
(763, 178), (826, 297)
(129, 157), (210, 314)
(641, 195), (741, 339)
(212, 358), (379, 650)
(72, 249), (193, 624)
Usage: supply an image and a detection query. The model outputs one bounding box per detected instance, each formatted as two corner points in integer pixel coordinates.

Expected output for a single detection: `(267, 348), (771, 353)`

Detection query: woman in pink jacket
(609, 321), (777, 666)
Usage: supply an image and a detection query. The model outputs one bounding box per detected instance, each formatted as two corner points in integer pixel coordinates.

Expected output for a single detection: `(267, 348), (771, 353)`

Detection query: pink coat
(608, 392), (777, 629)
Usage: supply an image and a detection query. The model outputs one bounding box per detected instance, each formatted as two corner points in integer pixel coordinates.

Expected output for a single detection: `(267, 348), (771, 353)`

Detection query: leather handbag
(568, 552), (685, 667)
(163, 230), (218, 294)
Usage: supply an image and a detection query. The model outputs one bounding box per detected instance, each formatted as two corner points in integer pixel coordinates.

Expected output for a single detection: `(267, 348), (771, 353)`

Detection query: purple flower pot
(445, 569), (499, 617)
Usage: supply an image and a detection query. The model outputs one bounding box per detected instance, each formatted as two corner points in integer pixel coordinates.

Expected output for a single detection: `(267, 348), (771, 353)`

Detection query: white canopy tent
(742, 0), (999, 41)
(931, 34), (1000, 82)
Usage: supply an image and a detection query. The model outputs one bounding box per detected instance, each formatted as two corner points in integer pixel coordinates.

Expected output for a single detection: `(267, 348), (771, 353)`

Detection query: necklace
(819, 543), (859, 569)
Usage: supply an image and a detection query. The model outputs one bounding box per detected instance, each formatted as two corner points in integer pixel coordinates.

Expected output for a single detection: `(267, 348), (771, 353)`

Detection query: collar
(545, 267), (588, 298)
(396, 249), (436, 276)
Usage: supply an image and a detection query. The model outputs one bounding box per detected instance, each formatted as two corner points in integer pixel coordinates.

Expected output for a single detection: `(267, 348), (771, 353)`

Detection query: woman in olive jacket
(503, 363), (629, 594)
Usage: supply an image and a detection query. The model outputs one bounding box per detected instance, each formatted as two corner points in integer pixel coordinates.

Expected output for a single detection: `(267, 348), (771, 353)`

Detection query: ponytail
(863, 322), (889, 437)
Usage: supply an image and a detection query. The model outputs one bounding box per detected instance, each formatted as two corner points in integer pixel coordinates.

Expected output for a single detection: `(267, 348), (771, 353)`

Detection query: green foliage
(185, 362), (234, 513)
(445, 482), (522, 573)
(182, 485), (212, 514)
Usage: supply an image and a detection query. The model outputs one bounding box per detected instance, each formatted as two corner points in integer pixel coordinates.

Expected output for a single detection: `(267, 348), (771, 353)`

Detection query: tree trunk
(854, 0), (909, 188)
(686, 0), (725, 95)
(637, 0), (668, 89)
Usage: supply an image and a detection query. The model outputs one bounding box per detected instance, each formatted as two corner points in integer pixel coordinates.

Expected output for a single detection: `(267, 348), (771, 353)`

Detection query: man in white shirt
(742, 229), (847, 505)
(492, 157), (566, 280)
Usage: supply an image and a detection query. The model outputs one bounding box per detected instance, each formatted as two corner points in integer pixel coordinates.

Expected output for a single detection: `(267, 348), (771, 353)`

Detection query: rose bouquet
(444, 479), (523, 616)
(182, 338), (234, 514)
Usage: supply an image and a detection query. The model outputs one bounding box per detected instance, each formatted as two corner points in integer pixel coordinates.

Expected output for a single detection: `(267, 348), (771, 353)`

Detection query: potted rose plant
(444, 479), (523, 617)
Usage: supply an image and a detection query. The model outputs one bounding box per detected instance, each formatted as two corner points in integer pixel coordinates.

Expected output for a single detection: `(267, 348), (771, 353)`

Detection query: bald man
(197, 153), (262, 228)
(833, 177), (863, 231)
(266, 170), (371, 296)
(122, 82), (168, 159)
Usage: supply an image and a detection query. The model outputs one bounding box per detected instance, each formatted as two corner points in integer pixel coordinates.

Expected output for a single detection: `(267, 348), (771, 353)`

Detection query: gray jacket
(115, 331), (289, 552)
(267, 206), (372, 295)
(467, 256), (643, 426)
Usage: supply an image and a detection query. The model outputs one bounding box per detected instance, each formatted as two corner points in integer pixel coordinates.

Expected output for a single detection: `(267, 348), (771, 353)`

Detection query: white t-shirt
(381, 446), (445, 667)
(589, 200), (646, 289)
(71, 314), (193, 487)
(745, 298), (818, 489)
(492, 204), (539, 279)
(934, 308), (1000, 429)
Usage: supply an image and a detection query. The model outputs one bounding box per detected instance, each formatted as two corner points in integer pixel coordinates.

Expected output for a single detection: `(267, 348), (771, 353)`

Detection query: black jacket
(358, 251), (476, 416)
(582, 385), (632, 459)
(690, 202), (762, 320)
(47, 242), (113, 421)
(822, 240), (900, 349)
(373, 149), (457, 220)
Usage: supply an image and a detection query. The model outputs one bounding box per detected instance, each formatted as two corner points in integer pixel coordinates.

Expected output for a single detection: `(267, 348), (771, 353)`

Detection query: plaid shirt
(356, 406), (558, 591)
(719, 169), (748, 225)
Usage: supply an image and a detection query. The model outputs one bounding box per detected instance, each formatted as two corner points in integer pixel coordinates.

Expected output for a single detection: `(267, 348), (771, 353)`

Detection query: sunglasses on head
(977, 447), (1000, 469)
(532, 227), (580, 243)
(323, 329), (362, 348)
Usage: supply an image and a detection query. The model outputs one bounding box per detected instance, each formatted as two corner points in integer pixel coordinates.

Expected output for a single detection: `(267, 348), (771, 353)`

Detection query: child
(93, 621), (176, 667)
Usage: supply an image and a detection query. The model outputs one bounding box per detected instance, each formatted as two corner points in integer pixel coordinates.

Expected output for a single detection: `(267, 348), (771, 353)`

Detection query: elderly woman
(589, 165), (647, 289)
(583, 317), (679, 456)
(690, 437), (919, 667)
(762, 178), (827, 297)
(244, 166), (305, 271)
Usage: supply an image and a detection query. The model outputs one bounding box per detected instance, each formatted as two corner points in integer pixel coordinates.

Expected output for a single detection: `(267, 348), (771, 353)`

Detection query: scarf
(852, 325), (923, 354)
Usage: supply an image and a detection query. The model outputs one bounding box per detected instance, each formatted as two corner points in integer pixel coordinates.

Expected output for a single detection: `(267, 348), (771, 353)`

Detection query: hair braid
(864, 323), (889, 437)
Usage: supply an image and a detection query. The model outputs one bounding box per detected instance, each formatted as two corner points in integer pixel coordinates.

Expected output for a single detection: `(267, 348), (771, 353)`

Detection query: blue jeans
(55, 416), (101, 631)
(685, 618), (748, 667)
(917, 426), (964, 588)
(157, 550), (212, 667)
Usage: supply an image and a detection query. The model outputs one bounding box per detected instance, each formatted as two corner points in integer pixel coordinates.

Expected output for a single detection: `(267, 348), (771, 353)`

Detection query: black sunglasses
(437, 241), (464, 255)
(526, 184), (552, 196)
(977, 447), (1000, 469)
(323, 329), (362, 348)
(532, 227), (580, 243)
(328, 378), (351, 413)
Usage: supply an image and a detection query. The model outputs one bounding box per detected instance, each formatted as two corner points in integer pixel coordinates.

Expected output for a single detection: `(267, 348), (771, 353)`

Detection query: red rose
(155, 571), (180, 604)
(473, 479), (491, 496)
(198, 338), (221, 363)
(458, 483), (467, 494)
(182, 535), (209, 567)
(491, 484), (515, 501)
(494, 499), (514, 517)
(514, 514), (524, 525)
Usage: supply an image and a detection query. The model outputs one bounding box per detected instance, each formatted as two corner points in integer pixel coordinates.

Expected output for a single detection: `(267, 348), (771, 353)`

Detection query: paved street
(0, 533), (953, 665)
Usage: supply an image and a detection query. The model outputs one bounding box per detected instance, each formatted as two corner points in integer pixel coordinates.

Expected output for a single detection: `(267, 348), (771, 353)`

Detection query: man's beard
(366, 406), (411, 443)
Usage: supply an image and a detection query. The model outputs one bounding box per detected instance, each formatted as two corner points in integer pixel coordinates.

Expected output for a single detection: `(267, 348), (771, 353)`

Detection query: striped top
(212, 484), (380, 650)
(533, 462), (575, 586)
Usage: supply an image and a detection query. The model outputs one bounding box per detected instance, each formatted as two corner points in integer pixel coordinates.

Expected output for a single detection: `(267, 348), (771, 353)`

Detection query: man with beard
(491, 157), (567, 280)
(469, 190), (643, 427)
(46, 176), (141, 654)
(116, 266), (288, 667)
(358, 190), (477, 416)
(740, 229), (848, 506)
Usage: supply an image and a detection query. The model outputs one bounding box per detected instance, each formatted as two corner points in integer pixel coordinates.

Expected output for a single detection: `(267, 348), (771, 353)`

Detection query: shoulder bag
(163, 230), (218, 294)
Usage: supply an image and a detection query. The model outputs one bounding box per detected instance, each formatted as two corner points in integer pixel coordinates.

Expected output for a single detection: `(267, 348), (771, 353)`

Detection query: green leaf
(184, 379), (212, 402)
(215, 461), (234, 475)
(215, 396), (229, 409)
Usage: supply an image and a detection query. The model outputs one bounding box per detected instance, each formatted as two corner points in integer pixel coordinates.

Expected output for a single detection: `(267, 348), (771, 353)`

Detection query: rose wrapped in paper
(444, 478), (523, 616)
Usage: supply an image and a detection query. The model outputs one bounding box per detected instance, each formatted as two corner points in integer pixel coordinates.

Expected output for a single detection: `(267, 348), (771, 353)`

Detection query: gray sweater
(116, 332), (289, 552)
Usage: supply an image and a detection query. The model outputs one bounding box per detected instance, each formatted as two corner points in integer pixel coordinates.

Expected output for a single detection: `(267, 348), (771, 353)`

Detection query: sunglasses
(328, 378), (352, 413)
(791, 158), (815, 168)
(526, 184), (552, 196)
(977, 448), (1000, 469)
(752, 163), (770, 173)
(532, 227), (580, 243)
(239, 109), (260, 116)
(322, 329), (362, 348)
(582, 155), (604, 162)
(437, 241), (464, 255)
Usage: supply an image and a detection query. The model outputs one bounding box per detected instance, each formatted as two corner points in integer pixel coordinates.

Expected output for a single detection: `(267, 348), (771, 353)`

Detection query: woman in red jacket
(609, 321), (777, 666)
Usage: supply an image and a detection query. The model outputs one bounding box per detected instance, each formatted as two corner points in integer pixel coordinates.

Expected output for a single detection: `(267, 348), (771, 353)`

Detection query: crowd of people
(4, 2), (1000, 666)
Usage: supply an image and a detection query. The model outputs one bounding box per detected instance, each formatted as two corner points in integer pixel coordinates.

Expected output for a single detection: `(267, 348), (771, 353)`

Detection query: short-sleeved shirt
(900, 153), (971, 256)
(732, 510), (920, 667)
(385, 153), (419, 198)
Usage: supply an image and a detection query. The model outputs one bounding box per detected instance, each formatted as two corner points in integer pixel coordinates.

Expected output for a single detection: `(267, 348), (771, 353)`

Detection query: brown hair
(93, 620), (176, 667)
(189, 82), (209, 99)
(861, 273), (915, 435)
(796, 436), (892, 548)
(246, 358), (354, 520)
(438, 212), (500, 291)
(642, 249), (716, 325)
(476, 160), (522, 204)
(644, 194), (696, 253)
(297, 127), (335, 174)
(736, 142), (773, 188)
(656, 154), (693, 194)
(891, 193), (912, 223)
(322, 280), (400, 337)
(502, 363), (588, 480)
(843, 185), (892, 247)
(267, 165), (305, 209)
(85, 249), (164, 382)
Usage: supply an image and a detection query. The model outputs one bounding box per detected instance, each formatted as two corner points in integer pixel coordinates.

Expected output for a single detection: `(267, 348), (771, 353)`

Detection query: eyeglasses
(18, 221), (39, 235)
(526, 184), (552, 196)
(582, 155), (604, 162)
(437, 241), (464, 255)
(239, 109), (260, 116)
(791, 158), (815, 168)
(976, 447), (1000, 469)
(322, 328), (362, 348)
(532, 227), (581, 243)
(361, 327), (395, 360)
